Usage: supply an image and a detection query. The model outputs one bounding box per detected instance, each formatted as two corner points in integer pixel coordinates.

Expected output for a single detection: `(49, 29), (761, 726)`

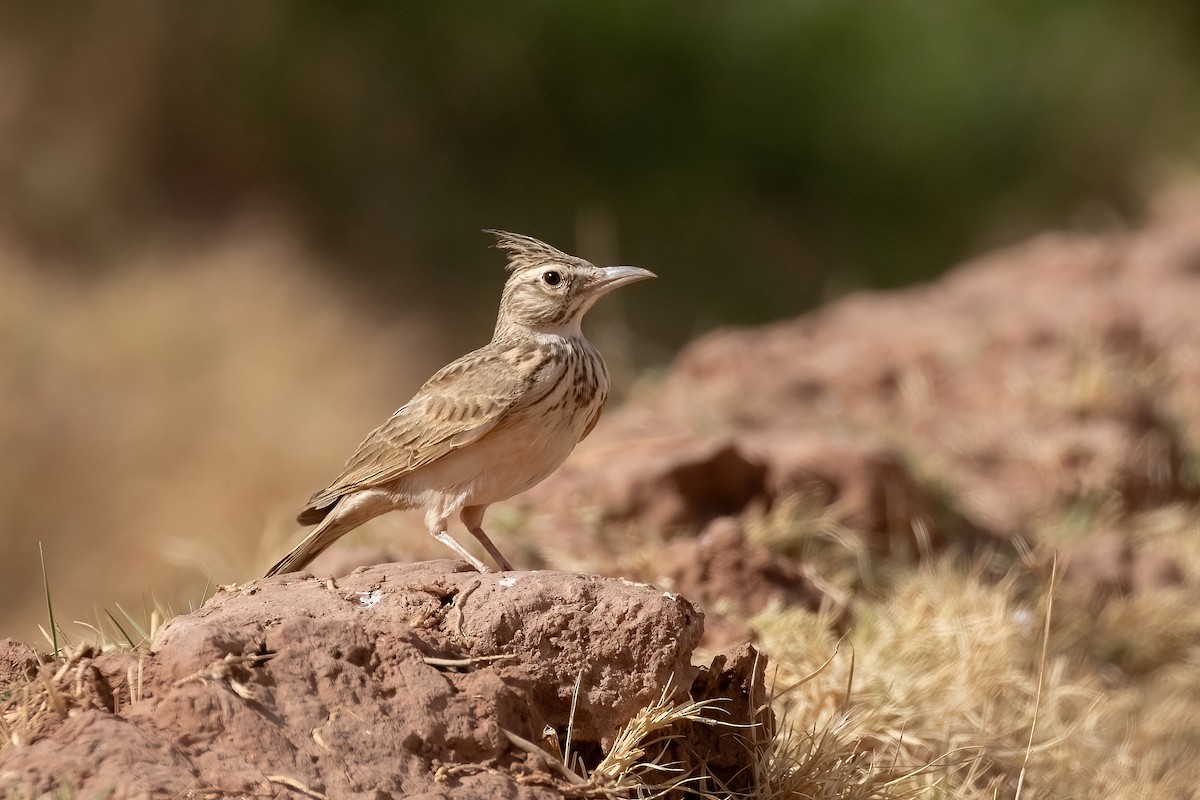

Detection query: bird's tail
(264, 498), (363, 577)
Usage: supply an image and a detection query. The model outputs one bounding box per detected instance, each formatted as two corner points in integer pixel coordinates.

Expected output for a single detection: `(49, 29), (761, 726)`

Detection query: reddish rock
(0, 561), (768, 799)
(682, 644), (773, 785)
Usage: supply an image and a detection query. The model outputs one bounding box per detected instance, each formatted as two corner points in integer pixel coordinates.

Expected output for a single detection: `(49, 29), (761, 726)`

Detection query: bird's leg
(427, 508), (491, 572)
(466, 526), (514, 572)
(461, 505), (514, 571)
(431, 528), (492, 573)
(434, 527), (489, 573)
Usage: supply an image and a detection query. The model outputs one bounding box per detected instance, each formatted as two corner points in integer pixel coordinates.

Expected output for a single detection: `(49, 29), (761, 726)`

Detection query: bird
(264, 230), (655, 577)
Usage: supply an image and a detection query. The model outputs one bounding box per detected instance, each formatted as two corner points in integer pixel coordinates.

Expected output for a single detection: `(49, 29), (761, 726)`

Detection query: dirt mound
(524, 192), (1200, 556)
(653, 225), (1200, 533)
(0, 561), (767, 798)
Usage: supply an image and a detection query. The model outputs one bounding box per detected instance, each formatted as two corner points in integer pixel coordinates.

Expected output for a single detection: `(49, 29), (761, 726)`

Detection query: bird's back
(298, 331), (607, 523)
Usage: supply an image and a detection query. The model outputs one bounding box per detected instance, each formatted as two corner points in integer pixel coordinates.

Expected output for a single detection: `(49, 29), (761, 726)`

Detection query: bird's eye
(542, 270), (563, 287)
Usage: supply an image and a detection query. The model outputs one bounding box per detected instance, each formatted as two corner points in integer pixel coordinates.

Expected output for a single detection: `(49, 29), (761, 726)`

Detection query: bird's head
(486, 230), (655, 338)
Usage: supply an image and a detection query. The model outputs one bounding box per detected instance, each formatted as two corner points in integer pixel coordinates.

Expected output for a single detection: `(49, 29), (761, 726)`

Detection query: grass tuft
(586, 682), (732, 796)
(38, 542), (64, 658)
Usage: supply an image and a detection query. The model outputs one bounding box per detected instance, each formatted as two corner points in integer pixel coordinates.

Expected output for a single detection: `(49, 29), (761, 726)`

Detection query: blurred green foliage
(2, 1), (1198, 350)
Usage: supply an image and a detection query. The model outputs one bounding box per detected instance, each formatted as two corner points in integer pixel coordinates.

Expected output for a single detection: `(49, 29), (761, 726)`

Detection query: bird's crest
(484, 229), (589, 272)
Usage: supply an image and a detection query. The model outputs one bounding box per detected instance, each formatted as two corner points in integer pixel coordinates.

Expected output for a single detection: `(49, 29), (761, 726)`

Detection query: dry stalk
(584, 683), (732, 797)
(173, 651), (274, 701)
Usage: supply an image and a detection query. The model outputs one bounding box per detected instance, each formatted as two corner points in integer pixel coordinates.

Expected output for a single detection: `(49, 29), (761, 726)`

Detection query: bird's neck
(493, 317), (585, 343)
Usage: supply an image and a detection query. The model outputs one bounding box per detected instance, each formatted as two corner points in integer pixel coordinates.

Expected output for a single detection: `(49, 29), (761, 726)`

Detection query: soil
(4, 189), (1200, 797)
(0, 562), (767, 798)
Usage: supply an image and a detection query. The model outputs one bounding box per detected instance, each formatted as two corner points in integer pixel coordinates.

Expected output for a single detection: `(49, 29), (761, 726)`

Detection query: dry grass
(499, 678), (742, 798)
(0, 644), (148, 753)
(745, 490), (882, 599)
(0, 581), (168, 760)
(585, 686), (730, 796)
(746, 544), (1200, 798)
(1042, 333), (1166, 419)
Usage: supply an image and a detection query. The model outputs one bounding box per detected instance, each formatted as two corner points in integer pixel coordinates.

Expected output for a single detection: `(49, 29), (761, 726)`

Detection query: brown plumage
(264, 230), (655, 576)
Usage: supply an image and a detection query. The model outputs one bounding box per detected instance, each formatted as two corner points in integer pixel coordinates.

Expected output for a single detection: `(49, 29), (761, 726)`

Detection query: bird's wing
(302, 345), (546, 515)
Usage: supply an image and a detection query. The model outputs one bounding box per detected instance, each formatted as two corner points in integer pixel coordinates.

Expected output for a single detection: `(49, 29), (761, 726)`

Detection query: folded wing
(298, 346), (544, 523)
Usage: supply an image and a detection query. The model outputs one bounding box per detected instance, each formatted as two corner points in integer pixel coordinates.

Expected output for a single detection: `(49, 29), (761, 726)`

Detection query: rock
(0, 561), (759, 800)
(685, 644), (773, 783)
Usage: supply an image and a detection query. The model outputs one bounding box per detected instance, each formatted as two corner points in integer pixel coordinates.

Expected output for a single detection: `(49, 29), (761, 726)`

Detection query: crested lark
(265, 230), (654, 576)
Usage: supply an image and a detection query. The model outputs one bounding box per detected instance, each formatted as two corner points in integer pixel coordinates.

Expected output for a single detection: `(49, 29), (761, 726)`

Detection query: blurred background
(1, 1), (1198, 643)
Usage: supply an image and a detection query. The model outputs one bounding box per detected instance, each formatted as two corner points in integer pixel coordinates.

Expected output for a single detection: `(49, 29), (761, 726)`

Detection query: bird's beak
(586, 265), (657, 297)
